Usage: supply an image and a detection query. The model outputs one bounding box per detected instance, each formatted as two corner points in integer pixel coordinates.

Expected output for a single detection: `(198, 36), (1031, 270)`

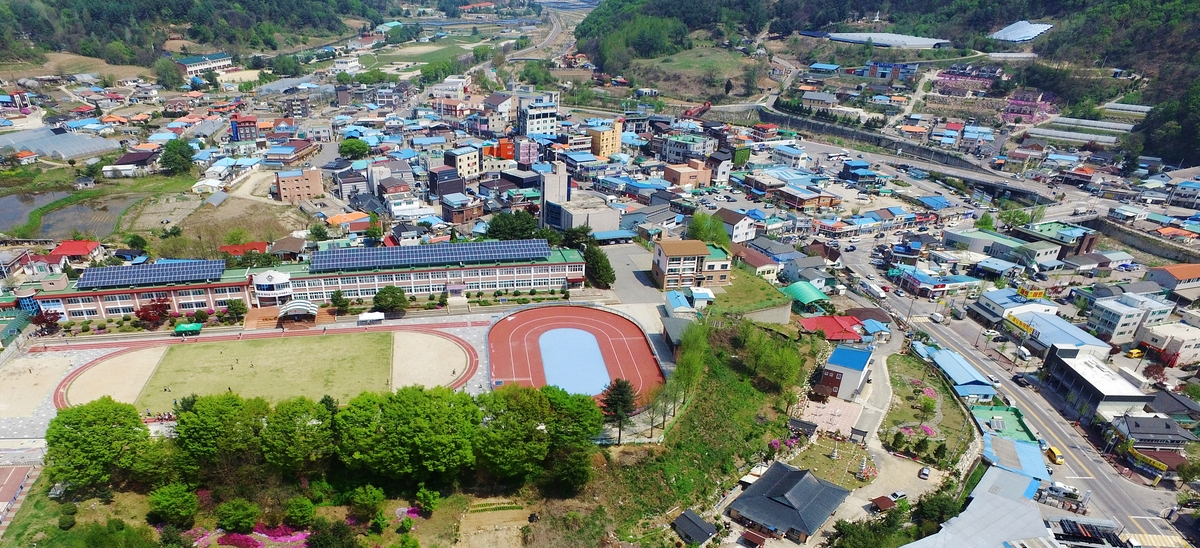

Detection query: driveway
(605, 244), (664, 305)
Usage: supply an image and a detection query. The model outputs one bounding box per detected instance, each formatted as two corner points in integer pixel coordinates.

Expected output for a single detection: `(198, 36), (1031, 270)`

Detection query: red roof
(347, 220), (373, 232)
(1138, 449), (1189, 471)
(798, 316), (862, 341)
(51, 240), (100, 257)
(945, 122), (964, 131)
(742, 531), (770, 546)
(218, 242), (268, 256)
(70, 104), (96, 113)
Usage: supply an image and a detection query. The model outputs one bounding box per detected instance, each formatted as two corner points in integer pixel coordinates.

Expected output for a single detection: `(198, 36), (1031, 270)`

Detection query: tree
(32, 309), (63, 332)
(284, 496), (316, 528)
(475, 386), (552, 482)
(365, 213), (384, 243)
(329, 290), (350, 315)
(261, 396), (334, 476)
(272, 55), (302, 77)
(154, 57), (184, 89)
(583, 243), (616, 289)
(339, 138), (371, 160)
(147, 483), (199, 528)
(348, 484), (385, 520)
(486, 211), (539, 240)
(45, 396), (149, 490)
(224, 299), (248, 322)
(159, 139), (195, 175)
(126, 234), (148, 251)
(415, 484), (440, 513)
(686, 212), (731, 245)
(724, 78), (734, 95)
(540, 386), (603, 493)
(891, 430), (906, 449)
(1184, 383), (1200, 402)
(934, 442), (948, 460)
(914, 437), (931, 455)
(742, 62), (762, 96)
(1177, 460), (1200, 483)
(918, 396), (936, 425)
(216, 499), (260, 533)
(372, 286), (408, 313)
(974, 212), (994, 231)
(174, 394), (268, 469)
(1143, 363), (1167, 384)
(336, 71), (353, 85)
(309, 223), (330, 241)
(202, 69), (219, 89)
(135, 297), (172, 327)
(600, 378), (638, 444)
(998, 208), (1031, 228)
(534, 227), (563, 247)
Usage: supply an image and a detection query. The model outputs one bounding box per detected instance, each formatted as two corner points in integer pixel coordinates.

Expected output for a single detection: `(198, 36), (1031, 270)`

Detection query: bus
(1046, 446), (1065, 465)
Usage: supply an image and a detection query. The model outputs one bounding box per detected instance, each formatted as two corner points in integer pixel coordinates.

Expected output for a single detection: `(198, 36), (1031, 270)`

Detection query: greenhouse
(0, 127), (121, 160)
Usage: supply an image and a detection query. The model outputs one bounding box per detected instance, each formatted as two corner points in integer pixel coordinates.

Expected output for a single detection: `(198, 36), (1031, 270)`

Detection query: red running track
(48, 324), (481, 409)
(488, 306), (664, 399)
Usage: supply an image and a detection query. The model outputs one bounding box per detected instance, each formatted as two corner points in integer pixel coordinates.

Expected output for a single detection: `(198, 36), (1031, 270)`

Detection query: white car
(946, 221), (959, 227)
(848, 237), (861, 243)
(982, 329), (1000, 338)
(988, 207), (1000, 212)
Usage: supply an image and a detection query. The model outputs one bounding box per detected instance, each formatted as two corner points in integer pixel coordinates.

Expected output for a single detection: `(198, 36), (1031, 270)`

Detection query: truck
(1048, 482), (1079, 499)
(1072, 205), (1088, 215)
(861, 281), (887, 299)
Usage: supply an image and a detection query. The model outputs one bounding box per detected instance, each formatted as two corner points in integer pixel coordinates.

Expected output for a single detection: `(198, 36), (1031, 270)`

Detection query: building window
(106, 306), (135, 315)
(376, 274), (394, 282)
(179, 301), (207, 310)
(414, 272), (431, 280)
(339, 277), (357, 285)
(104, 294), (132, 302)
(66, 297), (94, 304)
(396, 273), (411, 281)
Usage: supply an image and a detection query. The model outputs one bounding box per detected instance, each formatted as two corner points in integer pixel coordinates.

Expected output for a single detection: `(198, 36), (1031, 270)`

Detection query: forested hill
(0, 0), (376, 65)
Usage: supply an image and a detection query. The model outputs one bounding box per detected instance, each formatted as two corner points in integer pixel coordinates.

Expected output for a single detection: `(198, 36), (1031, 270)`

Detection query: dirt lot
(0, 52), (149, 81)
(219, 70), (262, 84)
(162, 40), (204, 53)
(458, 498), (531, 548)
(122, 194), (205, 232)
(180, 196), (310, 243)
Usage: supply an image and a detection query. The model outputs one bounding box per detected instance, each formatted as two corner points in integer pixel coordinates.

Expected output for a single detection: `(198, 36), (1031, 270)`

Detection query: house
(12, 150), (38, 165)
(781, 256), (832, 283)
(814, 345), (872, 401)
(800, 91), (838, 108)
(1145, 391), (1200, 429)
(728, 462), (850, 544)
(50, 240), (104, 264)
(651, 240), (725, 290)
(102, 151), (159, 178)
(73, 177), (96, 190)
(191, 179), (225, 194)
(276, 169), (325, 205)
(441, 192), (484, 224)
(268, 237), (307, 262)
(925, 345), (997, 402)
(747, 236), (804, 263)
(1111, 414), (1198, 452)
(730, 243), (780, 281)
(218, 242), (269, 257)
(1086, 292), (1173, 345)
(1145, 264), (1200, 304)
(713, 208), (756, 243)
(798, 316), (862, 341)
(671, 509), (717, 546)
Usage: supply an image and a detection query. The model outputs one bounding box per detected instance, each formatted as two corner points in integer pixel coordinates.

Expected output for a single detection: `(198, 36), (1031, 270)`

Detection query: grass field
(134, 333), (393, 411)
(789, 437), (874, 490)
(883, 353), (973, 459)
(708, 267), (790, 315)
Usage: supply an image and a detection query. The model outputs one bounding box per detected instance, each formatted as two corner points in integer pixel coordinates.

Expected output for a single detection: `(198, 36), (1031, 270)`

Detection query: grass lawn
(635, 47), (750, 77)
(134, 332), (393, 411)
(0, 474), (155, 548)
(709, 268), (790, 315)
(788, 437), (875, 490)
(883, 353), (974, 461)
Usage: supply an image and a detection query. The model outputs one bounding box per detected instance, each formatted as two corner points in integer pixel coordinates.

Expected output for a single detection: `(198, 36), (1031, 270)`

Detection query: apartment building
(1135, 323), (1200, 368)
(587, 119), (622, 158)
(664, 159), (713, 188)
(519, 102), (558, 136)
(1086, 292), (1174, 345)
(444, 146), (481, 181)
(662, 134), (717, 163)
(651, 240), (731, 290)
(770, 145), (812, 170)
(276, 169), (324, 205)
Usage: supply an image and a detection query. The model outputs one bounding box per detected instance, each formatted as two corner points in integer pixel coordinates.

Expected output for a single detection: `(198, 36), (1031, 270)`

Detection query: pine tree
(600, 378), (638, 445)
(583, 243), (616, 289)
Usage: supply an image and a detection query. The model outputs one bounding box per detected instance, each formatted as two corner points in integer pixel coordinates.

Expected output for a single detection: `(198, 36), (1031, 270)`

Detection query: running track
(487, 306), (664, 398)
(43, 322), (484, 409)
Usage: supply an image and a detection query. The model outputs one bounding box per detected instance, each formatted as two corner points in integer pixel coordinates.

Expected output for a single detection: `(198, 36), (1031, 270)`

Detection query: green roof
(781, 281), (829, 304)
(706, 244), (729, 260)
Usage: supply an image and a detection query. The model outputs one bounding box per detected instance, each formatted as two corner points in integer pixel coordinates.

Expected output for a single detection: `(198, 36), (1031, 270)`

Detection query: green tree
(998, 208), (1031, 228)
(541, 386), (603, 493)
(974, 212), (994, 231)
(174, 394), (269, 469)
(365, 213), (384, 242)
(125, 234), (148, 251)
(160, 139), (195, 175)
(1184, 383), (1200, 402)
(686, 213), (731, 246)
(372, 285), (408, 312)
(934, 442), (948, 460)
(202, 69), (219, 89)
(1177, 460), (1200, 483)
(154, 57), (184, 89)
(534, 227), (564, 246)
(583, 243), (616, 289)
(262, 396), (334, 476)
(45, 396), (149, 490)
(272, 55), (302, 77)
(329, 290), (351, 315)
(224, 299), (248, 322)
(336, 71), (353, 84)
(415, 483), (440, 512)
(486, 211), (539, 240)
(339, 138), (371, 160)
(600, 378), (638, 444)
(348, 484), (386, 520)
(216, 499), (260, 533)
(147, 483), (199, 529)
(284, 496), (316, 528)
(918, 396), (936, 425)
(393, 533), (420, 548)
(914, 436), (931, 455)
(309, 223), (330, 241)
(475, 386), (552, 482)
(892, 430), (906, 449)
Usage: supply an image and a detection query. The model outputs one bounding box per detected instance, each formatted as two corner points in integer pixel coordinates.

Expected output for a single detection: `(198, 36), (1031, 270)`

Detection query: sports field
(133, 333), (393, 412)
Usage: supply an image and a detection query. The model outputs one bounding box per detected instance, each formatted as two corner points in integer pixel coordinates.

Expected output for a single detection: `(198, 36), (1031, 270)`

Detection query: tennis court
(488, 305), (665, 400)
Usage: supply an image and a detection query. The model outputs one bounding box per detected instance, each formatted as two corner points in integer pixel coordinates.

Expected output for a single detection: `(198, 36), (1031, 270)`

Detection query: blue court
(539, 328), (610, 396)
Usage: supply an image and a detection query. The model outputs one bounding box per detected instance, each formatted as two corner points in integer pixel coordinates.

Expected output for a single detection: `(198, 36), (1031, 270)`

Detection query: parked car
(1034, 272), (1049, 281)
(848, 237), (861, 243)
(888, 491), (908, 501)
(991, 335), (1007, 342)
(919, 467), (931, 480)
(845, 245), (857, 252)
(982, 329), (1000, 338)
(1013, 374), (1031, 387)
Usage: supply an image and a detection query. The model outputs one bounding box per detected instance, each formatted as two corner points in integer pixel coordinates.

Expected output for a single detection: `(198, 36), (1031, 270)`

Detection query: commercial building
(275, 169), (324, 205)
(28, 240), (585, 321)
(728, 462), (849, 544)
(1043, 352), (1153, 423)
(770, 145), (812, 170)
(542, 195), (620, 233)
(663, 159), (713, 188)
(893, 265), (981, 298)
(1134, 322), (1200, 368)
(1011, 221), (1098, 259)
(1007, 311), (1110, 360)
(441, 192), (484, 224)
(966, 287), (1057, 326)
(662, 134), (717, 163)
(941, 228), (1028, 258)
(444, 147), (481, 181)
(586, 120), (622, 158)
(1111, 414), (1198, 452)
(1086, 292), (1173, 345)
(175, 53), (233, 76)
(815, 346), (872, 401)
(518, 102), (558, 136)
(651, 240), (731, 290)
(1009, 240), (1062, 269)
(1145, 264), (1200, 303)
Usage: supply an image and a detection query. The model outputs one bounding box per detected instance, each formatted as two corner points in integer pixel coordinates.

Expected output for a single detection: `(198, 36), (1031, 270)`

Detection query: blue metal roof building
(930, 347), (996, 400)
(917, 196), (952, 210)
(827, 346), (872, 371)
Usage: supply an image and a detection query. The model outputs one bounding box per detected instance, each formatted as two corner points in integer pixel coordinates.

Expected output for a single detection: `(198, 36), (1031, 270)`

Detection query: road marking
(1130, 515), (1165, 520)
(1066, 476), (1095, 479)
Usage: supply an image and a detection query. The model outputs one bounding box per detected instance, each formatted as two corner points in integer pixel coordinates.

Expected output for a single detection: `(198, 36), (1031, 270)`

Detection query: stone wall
(1081, 218), (1200, 264)
(740, 303), (792, 325)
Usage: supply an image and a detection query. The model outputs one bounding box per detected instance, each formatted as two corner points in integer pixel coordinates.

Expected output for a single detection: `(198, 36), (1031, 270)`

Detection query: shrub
(397, 516), (414, 533)
(216, 533), (263, 548)
(122, 314), (132, 322)
(58, 513), (76, 530)
(529, 288), (538, 295)
(60, 503), (78, 516)
(428, 293), (436, 301)
(494, 290), (504, 297)
(369, 509), (389, 534)
(348, 484), (385, 521)
(416, 484), (439, 513)
(562, 289), (570, 299)
(283, 496), (315, 528)
(80, 323), (90, 332)
(216, 499), (260, 533)
(512, 290), (522, 297)
(192, 310), (209, 323)
(148, 483), (199, 529)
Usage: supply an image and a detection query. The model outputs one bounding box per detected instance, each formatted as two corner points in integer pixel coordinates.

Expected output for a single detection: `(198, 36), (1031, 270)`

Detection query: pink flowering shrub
(768, 439), (781, 451)
(921, 425), (937, 437)
(217, 533), (264, 548)
(922, 387), (937, 398)
(900, 427), (915, 436)
(253, 523), (297, 538)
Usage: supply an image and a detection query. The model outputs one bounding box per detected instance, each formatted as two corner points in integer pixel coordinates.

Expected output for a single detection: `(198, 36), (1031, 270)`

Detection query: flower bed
(218, 533), (264, 548)
(922, 387), (937, 398)
(253, 523), (309, 543)
(921, 425), (938, 437)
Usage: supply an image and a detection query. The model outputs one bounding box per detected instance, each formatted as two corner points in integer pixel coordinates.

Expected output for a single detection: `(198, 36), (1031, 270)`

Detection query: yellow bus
(1047, 446), (1065, 465)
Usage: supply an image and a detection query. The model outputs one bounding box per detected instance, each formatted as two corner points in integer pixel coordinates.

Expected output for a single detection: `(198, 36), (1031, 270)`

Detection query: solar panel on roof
(309, 240), (552, 273)
(76, 260), (226, 289)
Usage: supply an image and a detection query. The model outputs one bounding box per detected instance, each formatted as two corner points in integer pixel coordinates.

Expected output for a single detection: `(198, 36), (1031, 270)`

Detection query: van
(1048, 481), (1078, 498)
(1047, 446), (1065, 465)
(929, 312), (945, 324)
(1126, 348), (1144, 359)
(1016, 346), (1032, 361)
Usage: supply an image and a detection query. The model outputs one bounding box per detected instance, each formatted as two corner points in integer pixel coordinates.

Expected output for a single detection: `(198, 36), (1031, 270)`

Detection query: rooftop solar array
(310, 240), (552, 273)
(76, 260), (227, 289)
(990, 21), (1054, 42)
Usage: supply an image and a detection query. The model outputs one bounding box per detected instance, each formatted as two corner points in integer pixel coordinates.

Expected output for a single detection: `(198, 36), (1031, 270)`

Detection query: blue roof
(666, 290), (691, 310)
(917, 196), (952, 210)
(932, 348), (995, 396)
(592, 229), (637, 240)
(412, 136), (446, 145)
(827, 346), (871, 372)
(65, 118), (100, 129)
(277, 170), (303, 177)
(982, 434), (1050, 481)
(844, 160), (869, 169)
(1012, 312), (1108, 349)
(351, 160), (369, 170)
(810, 63), (841, 71)
(235, 158), (260, 166)
(564, 151), (597, 163)
(267, 146), (296, 155)
(442, 192), (470, 205)
(980, 288), (1055, 309)
(861, 319), (890, 334)
(977, 257), (1020, 273)
(531, 163), (553, 173)
(149, 132), (178, 141)
(212, 157), (237, 167)
(774, 145), (805, 156)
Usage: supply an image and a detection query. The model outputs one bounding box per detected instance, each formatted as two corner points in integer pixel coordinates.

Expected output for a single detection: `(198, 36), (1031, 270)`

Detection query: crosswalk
(1125, 533), (1191, 548)
(909, 316), (931, 324)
